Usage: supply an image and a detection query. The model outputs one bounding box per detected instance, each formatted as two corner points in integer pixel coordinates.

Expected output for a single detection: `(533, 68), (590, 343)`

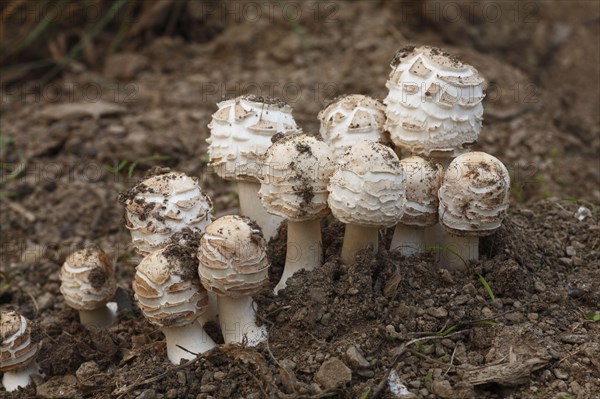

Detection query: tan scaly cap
(318, 95), (389, 156)
(400, 156), (444, 227)
(259, 134), (335, 221)
(133, 240), (209, 328)
(198, 215), (269, 298)
(60, 248), (116, 310)
(0, 311), (40, 372)
(207, 95), (301, 181)
(120, 172), (213, 255)
(328, 141), (405, 227)
(439, 152), (510, 236)
(384, 46), (486, 158)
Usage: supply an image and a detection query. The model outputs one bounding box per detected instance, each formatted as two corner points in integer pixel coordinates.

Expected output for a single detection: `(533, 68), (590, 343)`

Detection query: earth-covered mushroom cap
(328, 141), (405, 228)
(399, 156), (444, 227)
(0, 311), (40, 372)
(60, 248), (117, 310)
(197, 215), (269, 298)
(439, 152), (510, 236)
(259, 134), (335, 222)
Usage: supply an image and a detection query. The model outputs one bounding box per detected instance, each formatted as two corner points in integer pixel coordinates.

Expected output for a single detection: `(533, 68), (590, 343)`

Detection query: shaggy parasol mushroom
(132, 237), (216, 364)
(390, 156), (443, 256)
(328, 141), (405, 265)
(1, 310), (41, 391)
(438, 152), (510, 270)
(207, 95), (301, 240)
(60, 248), (117, 328)
(197, 215), (269, 346)
(259, 134), (334, 293)
(318, 94), (390, 156)
(384, 45), (486, 166)
(119, 171), (213, 256)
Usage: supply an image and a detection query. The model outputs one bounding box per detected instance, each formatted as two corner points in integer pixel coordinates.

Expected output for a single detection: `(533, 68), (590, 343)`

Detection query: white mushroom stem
(162, 323), (216, 364)
(238, 181), (283, 240)
(196, 292), (219, 326)
(437, 234), (479, 271)
(218, 296), (267, 346)
(340, 224), (379, 265)
(390, 225), (425, 257)
(275, 219), (322, 293)
(78, 302), (117, 328)
(2, 362), (40, 392)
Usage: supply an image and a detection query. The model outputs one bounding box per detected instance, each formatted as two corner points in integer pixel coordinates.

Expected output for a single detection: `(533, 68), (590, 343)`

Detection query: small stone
(213, 371), (226, 381)
(200, 384), (217, 393)
(572, 257), (584, 267)
(534, 281), (546, 292)
(505, 312), (524, 323)
(347, 288), (359, 295)
(37, 292), (56, 311)
(528, 313), (539, 321)
(345, 345), (370, 368)
(177, 371), (186, 385)
(481, 307), (494, 318)
(36, 376), (81, 398)
(554, 369), (568, 380)
(565, 246), (576, 256)
(104, 52), (149, 80)
(131, 334), (147, 350)
(136, 390), (157, 399)
(166, 388), (178, 398)
(409, 379), (422, 389)
(559, 333), (588, 344)
(315, 357), (352, 389)
(426, 307), (448, 318)
(462, 283), (477, 295)
(76, 361), (101, 386)
(559, 257), (572, 266)
(107, 124), (127, 135)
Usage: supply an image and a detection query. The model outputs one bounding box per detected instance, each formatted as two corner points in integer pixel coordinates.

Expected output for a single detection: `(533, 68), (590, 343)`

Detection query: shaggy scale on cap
(60, 248), (116, 310)
(318, 95), (389, 156)
(207, 95), (301, 181)
(0, 311), (40, 373)
(384, 46), (486, 157)
(120, 172), (213, 255)
(439, 152), (510, 236)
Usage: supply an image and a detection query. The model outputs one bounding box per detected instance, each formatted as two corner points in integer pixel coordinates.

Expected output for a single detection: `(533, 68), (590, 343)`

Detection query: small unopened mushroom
(390, 156), (443, 256)
(328, 142), (405, 264)
(119, 171), (213, 256)
(259, 134), (334, 293)
(197, 215), (269, 346)
(1, 310), (41, 391)
(207, 95), (301, 239)
(60, 248), (117, 328)
(318, 94), (389, 156)
(384, 46), (486, 162)
(133, 241), (216, 364)
(438, 152), (510, 270)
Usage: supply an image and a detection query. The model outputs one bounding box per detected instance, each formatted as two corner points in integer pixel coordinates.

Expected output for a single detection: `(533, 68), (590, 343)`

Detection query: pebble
(505, 312), (524, 323)
(136, 390), (157, 399)
(528, 313), (539, 321)
(37, 292), (56, 311)
(554, 369), (568, 380)
(213, 371), (226, 381)
(315, 357), (352, 389)
(559, 257), (572, 266)
(104, 52), (149, 80)
(565, 246), (576, 256)
(462, 283), (477, 295)
(200, 384), (217, 393)
(426, 307), (448, 318)
(177, 371), (186, 385)
(559, 334), (588, 344)
(165, 389), (178, 399)
(572, 257), (584, 267)
(534, 280), (546, 292)
(481, 307), (494, 318)
(346, 345), (370, 368)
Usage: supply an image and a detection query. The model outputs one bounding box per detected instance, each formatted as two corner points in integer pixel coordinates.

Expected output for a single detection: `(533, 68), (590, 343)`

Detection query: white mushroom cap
(439, 152), (510, 236)
(0, 311), (40, 372)
(120, 172), (213, 256)
(133, 242), (209, 328)
(197, 215), (269, 298)
(207, 95), (301, 181)
(328, 142), (405, 228)
(318, 94), (390, 156)
(60, 248), (117, 310)
(399, 156), (444, 227)
(384, 46), (486, 158)
(259, 134), (335, 221)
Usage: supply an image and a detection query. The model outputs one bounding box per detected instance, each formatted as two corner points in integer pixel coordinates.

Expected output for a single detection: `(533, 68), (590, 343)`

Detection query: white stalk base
(436, 234), (479, 271)
(79, 302), (117, 328)
(196, 291), (219, 326)
(238, 181), (283, 241)
(275, 219), (322, 294)
(340, 224), (379, 265)
(162, 323), (216, 364)
(390, 224), (425, 257)
(218, 296), (267, 346)
(2, 362), (40, 392)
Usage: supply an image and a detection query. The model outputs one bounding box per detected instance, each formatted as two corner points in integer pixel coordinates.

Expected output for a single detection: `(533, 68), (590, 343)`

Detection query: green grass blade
(477, 273), (495, 301)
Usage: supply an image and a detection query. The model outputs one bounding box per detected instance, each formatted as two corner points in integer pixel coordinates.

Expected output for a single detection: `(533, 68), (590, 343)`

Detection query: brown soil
(1, 1), (599, 398)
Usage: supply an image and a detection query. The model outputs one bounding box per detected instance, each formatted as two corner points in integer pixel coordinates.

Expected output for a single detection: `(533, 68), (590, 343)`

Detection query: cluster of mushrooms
(1, 45), (511, 391)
